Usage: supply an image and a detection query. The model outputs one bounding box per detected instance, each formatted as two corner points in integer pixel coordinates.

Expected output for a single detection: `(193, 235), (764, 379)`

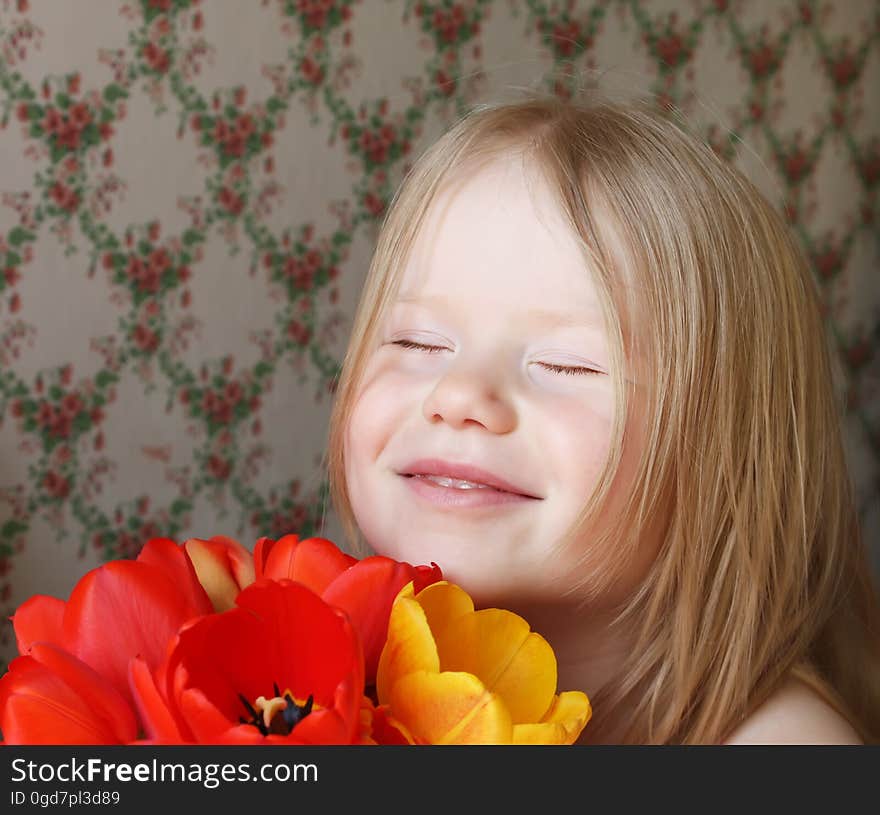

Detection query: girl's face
(344, 156), (646, 609)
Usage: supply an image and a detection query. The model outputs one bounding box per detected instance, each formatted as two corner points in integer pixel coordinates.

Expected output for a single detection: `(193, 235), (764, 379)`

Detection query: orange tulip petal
(512, 691), (592, 744)
(388, 671), (512, 745)
(434, 608), (557, 724)
(376, 586), (439, 706)
(11, 594), (65, 653)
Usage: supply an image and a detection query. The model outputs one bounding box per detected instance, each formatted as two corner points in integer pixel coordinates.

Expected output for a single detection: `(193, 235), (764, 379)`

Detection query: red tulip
(9, 537), (213, 708)
(358, 695), (412, 745)
(130, 579), (365, 744)
(254, 535), (442, 681)
(0, 643), (138, 744)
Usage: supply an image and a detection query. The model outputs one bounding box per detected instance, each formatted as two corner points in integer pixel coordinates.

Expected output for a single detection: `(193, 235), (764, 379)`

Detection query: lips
(397, 458), (542, 499)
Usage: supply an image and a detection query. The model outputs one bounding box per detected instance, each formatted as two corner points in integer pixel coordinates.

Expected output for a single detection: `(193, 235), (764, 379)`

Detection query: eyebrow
(395, 293), (602, 329)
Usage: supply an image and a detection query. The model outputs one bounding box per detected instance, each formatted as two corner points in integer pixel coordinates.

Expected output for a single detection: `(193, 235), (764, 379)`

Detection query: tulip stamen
(238, 693), (268, 736)
(238, 685), (315, 736)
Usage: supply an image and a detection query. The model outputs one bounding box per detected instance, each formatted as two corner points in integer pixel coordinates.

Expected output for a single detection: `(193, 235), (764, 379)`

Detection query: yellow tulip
(376, 581), (591, 745)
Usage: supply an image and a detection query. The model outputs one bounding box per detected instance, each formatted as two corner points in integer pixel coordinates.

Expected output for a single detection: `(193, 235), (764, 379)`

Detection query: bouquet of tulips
(0, 534), (591, 745)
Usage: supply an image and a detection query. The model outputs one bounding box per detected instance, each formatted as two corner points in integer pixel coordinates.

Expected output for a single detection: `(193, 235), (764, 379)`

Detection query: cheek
(543, 398), (614, 494)
(343, 372), (407, 514)
(344, 392), (379, 494)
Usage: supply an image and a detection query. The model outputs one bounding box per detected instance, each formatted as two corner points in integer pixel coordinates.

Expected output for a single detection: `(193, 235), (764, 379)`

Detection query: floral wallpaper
(0, 0), (878, 670)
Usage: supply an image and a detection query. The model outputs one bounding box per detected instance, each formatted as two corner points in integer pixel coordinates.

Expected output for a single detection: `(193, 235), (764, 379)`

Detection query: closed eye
(391, 340), (601, 376)
(392, 339), (446, 354)
(538, 362), (601, 376)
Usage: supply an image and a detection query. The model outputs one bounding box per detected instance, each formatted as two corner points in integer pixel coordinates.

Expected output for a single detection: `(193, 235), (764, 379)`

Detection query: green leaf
(55, 93), (71, 110)
(1, 519), (27, 539)
(83, 126), (99, 147)
(95, 370), (117, 388)
(182, 228), (202, 247)
(103, 84), (128, 103)
(254, 360), (273, 378)
(170, 498), (192, 516)
(8, 227), (35, 247)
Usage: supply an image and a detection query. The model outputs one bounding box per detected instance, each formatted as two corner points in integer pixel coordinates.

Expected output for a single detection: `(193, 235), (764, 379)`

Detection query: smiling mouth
(405, 473), (500, 490)
(401, 473), (538, 498)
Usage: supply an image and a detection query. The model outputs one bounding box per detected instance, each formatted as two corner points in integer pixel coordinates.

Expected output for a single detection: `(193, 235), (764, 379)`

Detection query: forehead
(396, 155), (603, 318)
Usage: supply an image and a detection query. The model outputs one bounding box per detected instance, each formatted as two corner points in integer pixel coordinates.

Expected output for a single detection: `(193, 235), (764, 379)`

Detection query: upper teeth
(418, 475), (493, 490)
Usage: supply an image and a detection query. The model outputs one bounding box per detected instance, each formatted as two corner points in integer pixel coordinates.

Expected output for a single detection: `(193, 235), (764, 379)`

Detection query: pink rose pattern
(0, 0), (877, 669)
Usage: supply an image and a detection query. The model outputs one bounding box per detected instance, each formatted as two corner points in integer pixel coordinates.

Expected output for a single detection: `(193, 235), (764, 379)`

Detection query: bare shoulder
(723, 677), (864, 745)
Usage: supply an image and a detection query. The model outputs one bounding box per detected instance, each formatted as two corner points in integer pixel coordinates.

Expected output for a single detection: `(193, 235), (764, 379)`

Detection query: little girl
(323, 90), (880, 744)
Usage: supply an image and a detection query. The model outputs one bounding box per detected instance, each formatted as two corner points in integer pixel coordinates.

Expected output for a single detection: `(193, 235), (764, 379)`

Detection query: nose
(421, 359), (518, 433)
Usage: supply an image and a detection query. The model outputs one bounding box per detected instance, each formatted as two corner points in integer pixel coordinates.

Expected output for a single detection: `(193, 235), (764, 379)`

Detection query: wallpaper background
(0, 0), (878, 670)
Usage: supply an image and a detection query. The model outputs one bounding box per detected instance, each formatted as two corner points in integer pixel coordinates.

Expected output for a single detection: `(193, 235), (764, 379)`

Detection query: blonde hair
(324, 89), (880, 744)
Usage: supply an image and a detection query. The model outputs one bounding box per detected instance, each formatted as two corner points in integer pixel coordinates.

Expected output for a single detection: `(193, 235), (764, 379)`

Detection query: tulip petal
(177, 686), (237, 743)
(184, 537), (254, 613)
(135, 537), (214, 617)
(235, 579), (362, 711)
(270, 708), (353, 745)
(376, 586), (440, 706)
(412, 581), (474, 641)
(0, 645), (137, 744)
(129, 657), (186, 743)
(361, 701), (413, 745)
(159, 580), (364, 744)
(412, 562), (444, 593)
(511, 722), (570, 745)
(388, 671), (512, 745)
(64, 559), (209, 705)
(512, 692), (592, 744)
(11, 594), (65, 653)
(324, 557), (440, 681)
(207, 535), (256, 590)
(434, 608), (557, 724)
(255, 535), (356, 590)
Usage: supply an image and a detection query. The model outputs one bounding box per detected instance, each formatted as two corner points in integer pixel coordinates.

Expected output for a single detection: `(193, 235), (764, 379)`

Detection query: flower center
(238, 682), (314, 736)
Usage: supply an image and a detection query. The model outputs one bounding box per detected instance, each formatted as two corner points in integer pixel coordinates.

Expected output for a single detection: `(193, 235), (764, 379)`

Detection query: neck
(506, 598), (637, 745)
